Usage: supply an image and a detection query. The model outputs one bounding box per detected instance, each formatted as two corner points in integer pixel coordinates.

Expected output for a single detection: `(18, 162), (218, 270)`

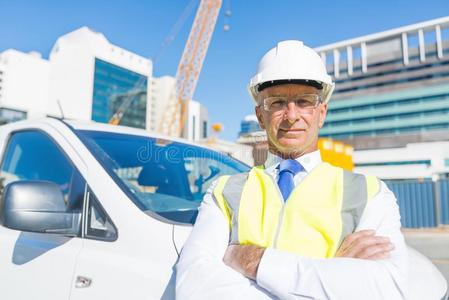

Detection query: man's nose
(285, 102), (298, 123)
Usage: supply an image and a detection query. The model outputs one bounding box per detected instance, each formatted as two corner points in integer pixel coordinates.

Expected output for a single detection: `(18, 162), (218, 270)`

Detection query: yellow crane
(158, 0), (222, 137)
(109, 0), (222, 131)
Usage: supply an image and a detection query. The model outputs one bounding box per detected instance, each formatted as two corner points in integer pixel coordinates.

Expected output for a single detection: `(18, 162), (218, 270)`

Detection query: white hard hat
(248, 40), (335, 104)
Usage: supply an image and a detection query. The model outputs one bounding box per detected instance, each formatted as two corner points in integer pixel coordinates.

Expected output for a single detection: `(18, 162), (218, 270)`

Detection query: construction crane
(108, 0), (221, 129)
(158, 0), (222, 137)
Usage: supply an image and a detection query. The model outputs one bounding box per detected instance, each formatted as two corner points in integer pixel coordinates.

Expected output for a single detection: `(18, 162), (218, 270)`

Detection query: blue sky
(1, 0), (448, 140)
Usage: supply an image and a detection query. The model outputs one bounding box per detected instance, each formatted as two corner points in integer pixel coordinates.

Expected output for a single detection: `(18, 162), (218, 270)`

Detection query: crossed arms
(176, 181), (408, 300)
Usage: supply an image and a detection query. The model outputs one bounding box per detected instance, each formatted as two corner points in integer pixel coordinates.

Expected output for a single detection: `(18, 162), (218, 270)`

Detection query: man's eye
(294, 99), (313, 107)
(271, 100), (286, 107)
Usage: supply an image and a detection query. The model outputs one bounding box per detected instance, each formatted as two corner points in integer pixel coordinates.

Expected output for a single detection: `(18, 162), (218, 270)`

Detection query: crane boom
(159, 0), (222, 137)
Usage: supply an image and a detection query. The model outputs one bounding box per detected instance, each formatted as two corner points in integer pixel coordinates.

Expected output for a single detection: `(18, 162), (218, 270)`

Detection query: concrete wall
(354, 141), (449, 179)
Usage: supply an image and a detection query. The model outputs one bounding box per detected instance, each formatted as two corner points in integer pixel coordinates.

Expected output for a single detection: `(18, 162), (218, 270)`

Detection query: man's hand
(223, 244), (265, 280)
(335, 229), (394, 259)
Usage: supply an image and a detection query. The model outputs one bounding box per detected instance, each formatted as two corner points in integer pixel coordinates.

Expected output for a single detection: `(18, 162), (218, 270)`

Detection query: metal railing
(314, 16), (449, 78)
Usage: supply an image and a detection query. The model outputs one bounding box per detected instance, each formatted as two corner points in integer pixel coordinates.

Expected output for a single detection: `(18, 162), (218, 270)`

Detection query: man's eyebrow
(267, 93), (319, 97)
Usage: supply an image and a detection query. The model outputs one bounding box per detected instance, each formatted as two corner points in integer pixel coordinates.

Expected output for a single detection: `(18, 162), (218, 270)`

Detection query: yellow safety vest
(213, 162), (380, 258)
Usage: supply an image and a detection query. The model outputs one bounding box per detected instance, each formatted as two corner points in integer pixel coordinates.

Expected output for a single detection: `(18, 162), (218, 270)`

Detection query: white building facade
(0, 49), (50, 123)
(48, 27), (152, 129)
(354, 141), (449, 180)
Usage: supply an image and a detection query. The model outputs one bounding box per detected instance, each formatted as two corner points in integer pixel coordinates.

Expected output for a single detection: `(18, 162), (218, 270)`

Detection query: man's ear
(318, 103), (328, 128)
(255, 105), (266, 129)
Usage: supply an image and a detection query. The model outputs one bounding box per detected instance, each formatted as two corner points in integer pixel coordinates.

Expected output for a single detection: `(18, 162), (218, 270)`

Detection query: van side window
(85, 188), (117, 241)
(0, 131), (85, 220)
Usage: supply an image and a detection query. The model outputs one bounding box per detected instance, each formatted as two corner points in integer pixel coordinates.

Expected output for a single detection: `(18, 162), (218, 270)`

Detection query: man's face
(255, 83), (327, 158)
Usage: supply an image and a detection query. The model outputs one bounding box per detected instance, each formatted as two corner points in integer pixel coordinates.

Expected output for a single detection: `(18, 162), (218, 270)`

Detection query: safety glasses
(262, 94), (322, 114)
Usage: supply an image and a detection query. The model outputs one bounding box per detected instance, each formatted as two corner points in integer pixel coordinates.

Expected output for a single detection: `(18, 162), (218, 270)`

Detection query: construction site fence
(384, 179), (449, 228)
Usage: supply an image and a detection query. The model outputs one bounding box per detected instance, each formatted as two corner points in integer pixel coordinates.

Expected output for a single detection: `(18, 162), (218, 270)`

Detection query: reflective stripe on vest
(213, 162), (380, 258)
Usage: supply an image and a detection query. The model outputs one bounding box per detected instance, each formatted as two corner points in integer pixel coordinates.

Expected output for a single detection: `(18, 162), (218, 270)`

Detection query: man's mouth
(279, 128), (305, 132)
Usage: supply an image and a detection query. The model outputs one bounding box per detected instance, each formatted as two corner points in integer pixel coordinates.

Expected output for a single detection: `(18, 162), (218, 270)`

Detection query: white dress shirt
(176, 150), (409, 300)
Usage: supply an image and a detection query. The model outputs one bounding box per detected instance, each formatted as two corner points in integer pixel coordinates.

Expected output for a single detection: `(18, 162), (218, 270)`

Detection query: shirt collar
(264, 150), (322, 174)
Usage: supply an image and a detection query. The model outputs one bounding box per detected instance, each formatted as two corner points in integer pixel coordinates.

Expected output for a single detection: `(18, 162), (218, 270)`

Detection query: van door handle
(75, 275), (92, 288)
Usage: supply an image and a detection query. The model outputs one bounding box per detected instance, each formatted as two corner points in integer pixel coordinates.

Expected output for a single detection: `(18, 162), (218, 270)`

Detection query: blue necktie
(277, 159), (304, 201)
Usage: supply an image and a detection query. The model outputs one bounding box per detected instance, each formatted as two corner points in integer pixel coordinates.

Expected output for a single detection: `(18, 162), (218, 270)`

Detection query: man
(176, 40), (408, 299)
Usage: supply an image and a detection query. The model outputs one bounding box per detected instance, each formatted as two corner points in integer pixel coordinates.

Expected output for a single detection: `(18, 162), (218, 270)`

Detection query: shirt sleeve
(175, 180), (275, 300)
(256, 181), (409, 300)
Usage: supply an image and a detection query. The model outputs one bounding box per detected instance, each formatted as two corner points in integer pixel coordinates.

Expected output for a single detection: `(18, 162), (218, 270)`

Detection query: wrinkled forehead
(258, 83), (320, 99)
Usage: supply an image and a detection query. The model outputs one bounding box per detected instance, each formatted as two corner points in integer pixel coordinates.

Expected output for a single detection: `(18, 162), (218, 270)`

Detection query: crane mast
(159, 0), (222, 137)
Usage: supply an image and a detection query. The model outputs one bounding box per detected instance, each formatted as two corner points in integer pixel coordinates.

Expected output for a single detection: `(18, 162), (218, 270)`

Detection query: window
(422, 109), (449, 117)
(353, 130), (373, 136)
(0, 108), (26, 124)
(373, 102), (393, 109)
(77, 130), (249, 224)
(400, 98), (421, 105)
(192, 116), (196, 140)
(399, 112), (421, 119)
(202, 121), (208, 139)
(328, 107), (351, 114)
(85, 188), (117, 241)
(92, 58), (147, 129)
(352, 105), (369, 112)
(328, 120), (351, 126)
(352, 118), (372, 124)
(376, 128), (397, 135)
(328, 133), (352, 139)
(356, 160), (431, 167)
(424, 123), (449, 130)
(398, 126), (421, 133)
(0, 131), (85, 233)
(375, 115), (395, 122)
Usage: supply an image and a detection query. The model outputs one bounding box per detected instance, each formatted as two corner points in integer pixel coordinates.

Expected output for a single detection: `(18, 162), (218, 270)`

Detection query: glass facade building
(322, 82), (449, 140)
(0, 108), (26, 125)
(239, 117), (262, 137)
(316, 17), (449, 149)
(92, 58), (147, 129)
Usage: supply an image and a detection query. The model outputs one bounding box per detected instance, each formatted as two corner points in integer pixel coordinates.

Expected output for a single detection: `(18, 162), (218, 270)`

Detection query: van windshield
(76, 130), (249, 224)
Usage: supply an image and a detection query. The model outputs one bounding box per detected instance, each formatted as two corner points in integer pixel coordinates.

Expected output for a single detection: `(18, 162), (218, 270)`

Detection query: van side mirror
(0, 181), (81, 236)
